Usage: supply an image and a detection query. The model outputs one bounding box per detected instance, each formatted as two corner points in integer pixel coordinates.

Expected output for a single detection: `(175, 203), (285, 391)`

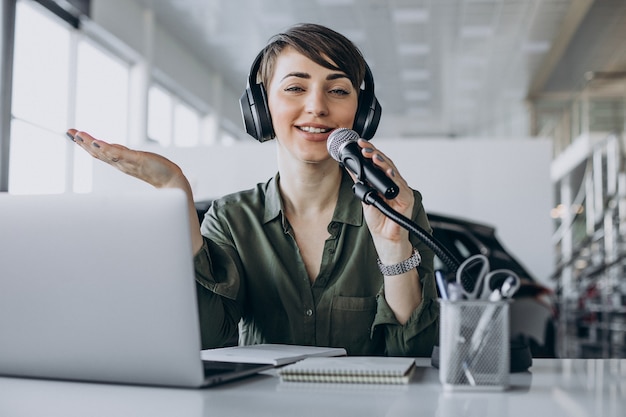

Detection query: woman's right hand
(67, 128), (205, 253)
(67, 129), (186, 189)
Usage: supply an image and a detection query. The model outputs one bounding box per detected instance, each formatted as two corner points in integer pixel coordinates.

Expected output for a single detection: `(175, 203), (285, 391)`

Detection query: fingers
(357, 140), (415, 241)
(66, 128), (78, 140)
(107, 144), (131, 163)
(67, 129), (128, 165)
(357, 139), (402, 184)
(66, 128), (185, 189)
(356, 139), (414, 219)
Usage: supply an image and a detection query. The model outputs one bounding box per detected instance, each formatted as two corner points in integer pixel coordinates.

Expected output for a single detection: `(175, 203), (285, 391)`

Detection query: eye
(284, 85), (304, 92)
(330, 88), (350, 96)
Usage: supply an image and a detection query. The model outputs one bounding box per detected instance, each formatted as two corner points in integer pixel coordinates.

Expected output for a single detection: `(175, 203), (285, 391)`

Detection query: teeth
(299, 126), (330, 133)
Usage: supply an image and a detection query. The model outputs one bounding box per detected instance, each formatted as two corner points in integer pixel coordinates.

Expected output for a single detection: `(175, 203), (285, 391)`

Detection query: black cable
(352, 182), (462, 273)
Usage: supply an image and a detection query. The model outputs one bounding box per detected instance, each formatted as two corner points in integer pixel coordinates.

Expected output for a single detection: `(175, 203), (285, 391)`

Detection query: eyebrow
(281, 72), (350, 82)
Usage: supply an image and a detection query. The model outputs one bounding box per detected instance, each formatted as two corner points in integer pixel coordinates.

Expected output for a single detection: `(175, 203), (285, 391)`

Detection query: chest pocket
(330, 295), (378, 355)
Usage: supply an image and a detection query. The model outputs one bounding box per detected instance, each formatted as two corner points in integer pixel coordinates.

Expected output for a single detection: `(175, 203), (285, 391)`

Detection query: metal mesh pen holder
(439, 300), (510, 391)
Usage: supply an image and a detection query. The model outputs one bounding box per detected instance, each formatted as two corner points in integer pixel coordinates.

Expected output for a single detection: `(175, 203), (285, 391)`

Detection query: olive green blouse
(193, 171), (439, 357)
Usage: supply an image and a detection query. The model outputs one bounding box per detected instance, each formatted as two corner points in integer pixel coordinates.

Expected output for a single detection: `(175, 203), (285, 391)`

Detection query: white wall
(384, 138), (554, 285)
(92, 137), (555, 285)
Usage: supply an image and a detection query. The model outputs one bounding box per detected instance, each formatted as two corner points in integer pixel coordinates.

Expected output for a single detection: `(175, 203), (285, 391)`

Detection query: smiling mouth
(297, 126), (332, 134)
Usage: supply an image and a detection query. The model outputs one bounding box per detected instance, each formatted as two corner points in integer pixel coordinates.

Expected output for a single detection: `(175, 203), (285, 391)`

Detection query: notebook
(0, 189), (273, 388)
(202, 344), (347, 366)
(278, 357), (416, 384)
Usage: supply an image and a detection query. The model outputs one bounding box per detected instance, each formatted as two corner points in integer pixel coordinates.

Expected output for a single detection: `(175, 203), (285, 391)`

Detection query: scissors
(455, 254), (520, 300)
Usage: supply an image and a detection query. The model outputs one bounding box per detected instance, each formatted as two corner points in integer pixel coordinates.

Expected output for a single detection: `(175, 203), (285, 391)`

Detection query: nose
(305, 89), (329, 117)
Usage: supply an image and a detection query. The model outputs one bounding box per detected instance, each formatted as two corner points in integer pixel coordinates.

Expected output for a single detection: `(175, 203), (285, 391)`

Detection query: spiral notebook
(278, 357), (416, 385)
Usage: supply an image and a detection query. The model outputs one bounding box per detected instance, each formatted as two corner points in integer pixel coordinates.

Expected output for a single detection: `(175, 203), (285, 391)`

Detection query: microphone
(327, 128), (399, 199)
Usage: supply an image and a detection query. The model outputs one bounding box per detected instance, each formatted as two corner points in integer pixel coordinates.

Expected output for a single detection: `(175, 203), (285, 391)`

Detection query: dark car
(427, 212), (558, 358)
(195, 201), (558, 358)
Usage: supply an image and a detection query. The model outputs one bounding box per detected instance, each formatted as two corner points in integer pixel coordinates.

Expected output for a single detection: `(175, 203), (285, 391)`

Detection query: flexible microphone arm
(352, 182), (462, 273)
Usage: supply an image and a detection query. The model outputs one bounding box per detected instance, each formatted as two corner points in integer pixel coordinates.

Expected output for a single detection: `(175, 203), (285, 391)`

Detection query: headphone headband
(239, 50), (382, 142)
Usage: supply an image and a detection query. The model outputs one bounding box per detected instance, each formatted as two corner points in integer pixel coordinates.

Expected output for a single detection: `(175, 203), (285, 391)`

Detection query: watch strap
(377, 248), (421, 276)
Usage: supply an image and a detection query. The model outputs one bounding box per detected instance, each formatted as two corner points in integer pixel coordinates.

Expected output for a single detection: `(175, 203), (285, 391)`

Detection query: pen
(469, 289), (502, 355)
(435, 271), (448, 300)
(447, 282), (463, 301)
(462, 288), (505, 384)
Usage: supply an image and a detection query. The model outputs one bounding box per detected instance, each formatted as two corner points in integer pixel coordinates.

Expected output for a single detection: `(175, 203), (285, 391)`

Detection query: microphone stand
(352, 181), (461, 274)
(353, 183), (534, 374)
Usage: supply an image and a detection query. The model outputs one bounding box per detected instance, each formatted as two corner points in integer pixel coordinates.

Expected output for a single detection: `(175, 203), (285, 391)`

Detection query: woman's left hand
(354, 139), (415, 263)
(353, 139), (422, 324)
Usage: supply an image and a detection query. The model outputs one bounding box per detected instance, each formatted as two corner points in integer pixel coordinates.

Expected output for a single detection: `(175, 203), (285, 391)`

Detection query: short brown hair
(258, 23), (366, 91)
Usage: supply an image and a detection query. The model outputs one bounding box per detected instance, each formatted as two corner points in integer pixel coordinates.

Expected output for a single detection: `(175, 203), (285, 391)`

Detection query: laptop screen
(0, 189), (211, 387)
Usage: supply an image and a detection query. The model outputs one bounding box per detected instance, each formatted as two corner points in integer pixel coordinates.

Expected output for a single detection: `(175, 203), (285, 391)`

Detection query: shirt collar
(333, 170), (363, 226)
(263, 173), (282, 224)
(262, 171), (363, 227)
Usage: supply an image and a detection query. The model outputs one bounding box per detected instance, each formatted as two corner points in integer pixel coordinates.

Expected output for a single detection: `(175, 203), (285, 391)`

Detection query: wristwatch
(377, 248), (421, 276)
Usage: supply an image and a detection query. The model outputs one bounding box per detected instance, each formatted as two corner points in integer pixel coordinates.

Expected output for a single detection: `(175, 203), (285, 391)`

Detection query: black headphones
(239, 50), (382, 142)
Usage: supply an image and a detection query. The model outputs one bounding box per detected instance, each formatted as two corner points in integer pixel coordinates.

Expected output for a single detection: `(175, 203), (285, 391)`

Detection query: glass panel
(75, 40), (129, 143)
(11, 1), (70, 132)
(148, 85), (173, 146)
(173, 101), (200, 147)
(9, 2), (70, 194)
(589, 98), (625, 133)
(73, 39), (130, 193)
(9, 120), (67, 194)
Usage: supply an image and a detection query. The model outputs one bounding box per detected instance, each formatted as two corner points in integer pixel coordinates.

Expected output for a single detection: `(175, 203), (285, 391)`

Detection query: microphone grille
(327, 128), (359, 161)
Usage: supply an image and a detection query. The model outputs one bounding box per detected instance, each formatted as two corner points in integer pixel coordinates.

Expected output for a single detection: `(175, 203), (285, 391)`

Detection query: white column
(200, 72), (223, 146)
(127, 7), (154, 147)
(0, 0), (16, 192)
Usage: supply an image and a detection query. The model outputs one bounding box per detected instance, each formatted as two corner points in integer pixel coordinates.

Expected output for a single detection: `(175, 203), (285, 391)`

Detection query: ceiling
(131, 0), (626, 139)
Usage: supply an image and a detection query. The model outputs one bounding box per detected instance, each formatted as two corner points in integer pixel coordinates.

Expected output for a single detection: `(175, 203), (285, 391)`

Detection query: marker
(499, 276), (519, 298)
(488, 288), (502, 302)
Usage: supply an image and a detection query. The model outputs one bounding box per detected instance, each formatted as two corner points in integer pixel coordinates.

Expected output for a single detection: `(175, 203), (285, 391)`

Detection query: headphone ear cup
(352, 63), (382, 140)
(239, 81), (275, 142)
(353, 91), (382, 140)
(240, 88), (258, 140)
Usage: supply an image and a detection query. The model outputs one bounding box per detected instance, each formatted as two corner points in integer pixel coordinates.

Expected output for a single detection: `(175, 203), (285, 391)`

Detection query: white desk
(1, 359), (625, 417)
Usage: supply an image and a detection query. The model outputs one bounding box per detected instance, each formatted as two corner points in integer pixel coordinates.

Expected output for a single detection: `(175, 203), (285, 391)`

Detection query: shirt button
(305, 309), (313, 316)
(328, 248), (335, 254)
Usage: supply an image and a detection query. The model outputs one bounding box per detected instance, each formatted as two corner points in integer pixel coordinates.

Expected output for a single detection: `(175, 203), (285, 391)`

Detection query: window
(9, 1), (130, 194)
(73, 39), (129, 192)
(148, 84), (201, 147)
(9, 1), (71, 194)
(147, 85), (173, 146)
(9, 1), (216, 195)
(173, 101), (200, 147)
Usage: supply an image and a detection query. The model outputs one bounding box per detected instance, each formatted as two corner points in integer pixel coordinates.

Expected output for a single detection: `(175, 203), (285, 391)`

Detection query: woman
(67, 23), (438, 357)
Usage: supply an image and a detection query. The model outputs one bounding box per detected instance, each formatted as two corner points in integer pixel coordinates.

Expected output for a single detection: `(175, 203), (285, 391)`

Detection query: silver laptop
(0, 189), (271, 388)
